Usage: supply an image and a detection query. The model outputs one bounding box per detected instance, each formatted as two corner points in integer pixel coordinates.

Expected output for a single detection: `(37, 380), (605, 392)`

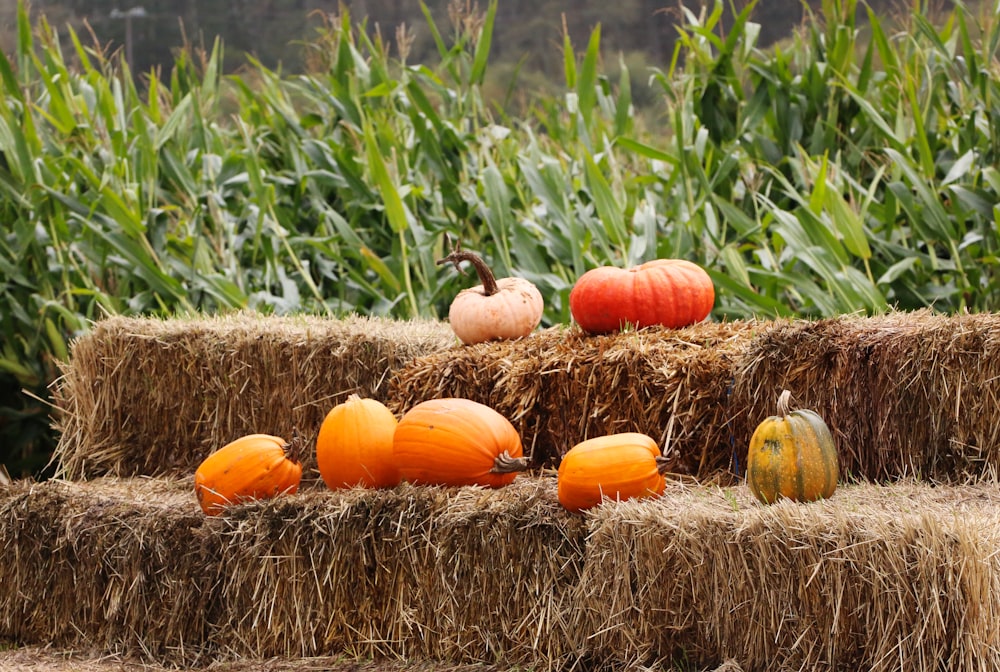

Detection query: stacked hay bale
(208, 478), (586, 665)
(6, 310), (1000, 670)
(572, 482), (1000, 671)
(0, 478), (219, 663)
(729, 311), (1000, 482)
(3, 477), (1000, 671)
(51, 312), (457, 478)
(390, 321), (757, 472)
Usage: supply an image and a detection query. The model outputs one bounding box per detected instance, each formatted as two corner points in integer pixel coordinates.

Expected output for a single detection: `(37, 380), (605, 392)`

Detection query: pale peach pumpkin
(438, 244), (543, 345)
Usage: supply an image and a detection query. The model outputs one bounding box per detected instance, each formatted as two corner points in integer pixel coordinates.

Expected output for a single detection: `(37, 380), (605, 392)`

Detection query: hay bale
(571, 482), (1000, 672)
(5, 475), (1000, 671)
(210, 477), (588, 666)
(0, 478), (219, 665)
(51, 312), (456, 479)
(389, 321), (757, 472)
(730, 311), (1000, 482)
(0, 476), (588, 668)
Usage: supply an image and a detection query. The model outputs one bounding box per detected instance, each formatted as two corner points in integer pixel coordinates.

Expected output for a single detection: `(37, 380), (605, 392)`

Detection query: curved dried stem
(285, 428), (305, 465)
(490, 450), (530, 474)
(776, 389), (793, 416)
(436, 238), (499, 296)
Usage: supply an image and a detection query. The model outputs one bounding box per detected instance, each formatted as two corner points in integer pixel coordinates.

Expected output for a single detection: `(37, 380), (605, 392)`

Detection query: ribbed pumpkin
(746, 390), (839, 504)
(437, 244), (544, 345)
(194, 433), (302, 515)
(557, 432), (667, 512)
(393, 398), (528, 488)
(569, 259), (714, 334)
(316, 394), (399, 489)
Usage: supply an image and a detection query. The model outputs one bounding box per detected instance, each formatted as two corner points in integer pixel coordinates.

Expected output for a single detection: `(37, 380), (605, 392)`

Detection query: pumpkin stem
(776, 389), (793, 416)
(655, 453), (691, 476)
(436, 240), (500, 297)
(489, 450), (530, 474)
(285, 428), (305, 466)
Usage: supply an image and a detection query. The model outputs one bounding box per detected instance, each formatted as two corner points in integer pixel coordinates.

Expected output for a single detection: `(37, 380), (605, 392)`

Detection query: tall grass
(3, 0), (1000, 475)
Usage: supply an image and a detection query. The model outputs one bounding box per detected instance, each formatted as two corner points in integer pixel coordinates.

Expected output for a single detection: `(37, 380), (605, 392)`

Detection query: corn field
(3, 0), (1000, 475)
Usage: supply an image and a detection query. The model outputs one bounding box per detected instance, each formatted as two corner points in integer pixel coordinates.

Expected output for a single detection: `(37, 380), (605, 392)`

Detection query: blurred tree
(9, 0), (833, 83)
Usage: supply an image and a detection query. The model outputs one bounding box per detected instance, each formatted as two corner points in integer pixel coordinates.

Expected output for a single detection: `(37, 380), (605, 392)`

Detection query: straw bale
(730, 311), (1000, 482)
(0, 477), (220, 665)
(51, 312), (456, 479)
(209, 477), (588, 667)
(390, 321), (758, 472)
(7, 474), (1000, 670)
(571, 481), (1000, 672)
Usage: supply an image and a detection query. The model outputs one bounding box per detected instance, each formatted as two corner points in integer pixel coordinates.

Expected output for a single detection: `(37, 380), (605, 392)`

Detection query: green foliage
(4, 0), (1000, 475)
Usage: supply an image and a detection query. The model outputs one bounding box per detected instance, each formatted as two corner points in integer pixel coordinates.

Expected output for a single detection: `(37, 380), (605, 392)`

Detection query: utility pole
(110, 7), (148, 72)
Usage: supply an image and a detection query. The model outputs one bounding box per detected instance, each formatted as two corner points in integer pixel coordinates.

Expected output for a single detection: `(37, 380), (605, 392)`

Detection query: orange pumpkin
(437, 243), (543, 345)
(557, 432), (667, 512)
(316, 395), (399, 489)
(194, 433), (302, 515)
(569, 259), (714, 334)
(393, 398), (528, 488)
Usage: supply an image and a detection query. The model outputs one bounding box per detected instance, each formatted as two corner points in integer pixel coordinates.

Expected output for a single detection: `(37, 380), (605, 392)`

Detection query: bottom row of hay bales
(2, 476), (999, 672)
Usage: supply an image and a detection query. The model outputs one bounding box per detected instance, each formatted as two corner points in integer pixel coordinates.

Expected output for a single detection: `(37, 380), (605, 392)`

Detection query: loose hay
(4, 476), (1000, 671)
(389, 321), (758, 472)
(51, 312), (456, 479)
(730, 311), (1000, 482)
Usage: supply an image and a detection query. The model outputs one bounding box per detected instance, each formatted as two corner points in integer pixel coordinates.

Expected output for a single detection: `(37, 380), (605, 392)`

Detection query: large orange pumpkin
(194, 433), (302, 515)
(316, 394), (399, 489)
(746, 390), (839, 504)
(557, 432), (667, 512)
(568, 259), (714, 334)
(393, 398), (528, 488)
(437, 244), (544, 345)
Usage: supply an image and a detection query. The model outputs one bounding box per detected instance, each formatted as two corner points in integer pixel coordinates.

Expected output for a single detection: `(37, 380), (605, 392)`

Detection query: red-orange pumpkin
(194, 433), (302, 515)
(569, 259), (714, 334)
(393, 398), (528, 488)
(316, 395), (399, 489)
(557, 432), (667, 512)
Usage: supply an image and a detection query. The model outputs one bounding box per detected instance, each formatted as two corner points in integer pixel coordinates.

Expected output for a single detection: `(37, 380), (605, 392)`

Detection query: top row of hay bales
(50, 309), (1000, 484)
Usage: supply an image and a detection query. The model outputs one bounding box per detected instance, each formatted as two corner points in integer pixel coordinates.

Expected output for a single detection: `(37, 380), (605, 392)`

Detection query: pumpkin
(316, 394), (399, 489)
(393, 397), (528, 488)
(557, 432), (668, 512)
(746, 390), (839, 504)
(194, 433), (302, 515)
(437, 242), (543, 345)
(568, 259), (714, 334)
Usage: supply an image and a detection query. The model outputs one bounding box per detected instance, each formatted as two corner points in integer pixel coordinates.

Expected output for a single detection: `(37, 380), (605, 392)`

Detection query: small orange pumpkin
(437, 243), (544, 345)
(557, 432), (668, 512)
(316, 395), (399, 489)
(393, 397), (528, 488)
(569, 259), (714, 334)
(746, 390), (839, 504)
(194, 433), (302, 515)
